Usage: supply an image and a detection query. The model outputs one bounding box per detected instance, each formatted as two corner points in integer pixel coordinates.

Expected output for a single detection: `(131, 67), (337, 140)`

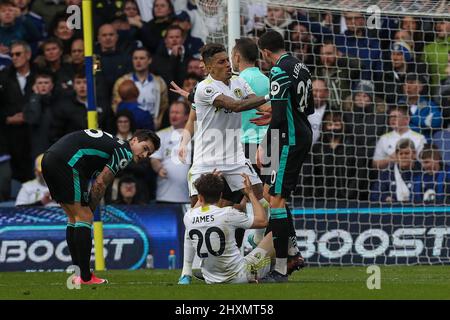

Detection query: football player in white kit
(178, 43), (272, 284)
(182, 172), (274, 284)
(188, 43), (270, 204)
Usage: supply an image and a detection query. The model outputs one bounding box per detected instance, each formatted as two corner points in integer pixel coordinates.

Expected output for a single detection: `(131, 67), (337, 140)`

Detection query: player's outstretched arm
(241, 173), (268, 229)
(213, 94), (268, 113)
(88, 166), (115, 212)
(178, 108), (196, 163)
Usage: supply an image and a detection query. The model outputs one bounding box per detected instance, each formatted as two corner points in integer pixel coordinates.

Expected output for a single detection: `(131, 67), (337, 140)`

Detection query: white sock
(181, 230), (195, 276)
(251, 199), (270, 244)
(274, 258), (287, 275)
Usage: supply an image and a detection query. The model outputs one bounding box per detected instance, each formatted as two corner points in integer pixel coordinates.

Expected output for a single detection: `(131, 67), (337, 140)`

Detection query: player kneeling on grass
(41, 129), (160, 285)
(179, 172), (280, 284)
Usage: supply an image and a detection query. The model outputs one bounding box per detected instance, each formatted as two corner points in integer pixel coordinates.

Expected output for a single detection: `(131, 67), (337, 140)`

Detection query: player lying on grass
(41, 129), (160, 285)
(179, 172), (303, 284)
(180, 172), (274, 284)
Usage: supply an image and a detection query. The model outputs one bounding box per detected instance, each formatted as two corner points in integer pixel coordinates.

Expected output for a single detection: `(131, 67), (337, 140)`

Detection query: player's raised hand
(250, 111), (271, 126)
(170, 81), (189, 99)
(240, 173), (253, 196)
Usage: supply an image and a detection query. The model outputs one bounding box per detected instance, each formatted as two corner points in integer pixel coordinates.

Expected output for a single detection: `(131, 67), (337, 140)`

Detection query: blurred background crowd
(0, 0), (449, 208)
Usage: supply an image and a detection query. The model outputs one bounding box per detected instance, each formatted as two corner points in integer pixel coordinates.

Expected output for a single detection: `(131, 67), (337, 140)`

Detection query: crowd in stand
(0, 0), (449, 207)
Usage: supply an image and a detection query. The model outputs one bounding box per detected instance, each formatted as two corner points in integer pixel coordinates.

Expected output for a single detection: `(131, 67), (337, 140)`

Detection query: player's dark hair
(74, 71), (86, 80)
(200, 43), (226, 65)
(420, 144), (441, 161)
(133, 47), (151, 59)
(132, 129), (161, 151)
(194, 173), (224, 204)
(258, 31), (285, 53)
(234, 38), (259, 63)
(396, 138), (415, 153)
(35, 73), (54, 81)
(184, 72), (202, 82)
(388, 104), (409, 116)
(165, 24), (184, 37)
(41, 37), (64, 51)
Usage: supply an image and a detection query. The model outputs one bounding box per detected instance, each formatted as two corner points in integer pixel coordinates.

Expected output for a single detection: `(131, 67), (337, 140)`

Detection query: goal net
(194, 0), (450, 266)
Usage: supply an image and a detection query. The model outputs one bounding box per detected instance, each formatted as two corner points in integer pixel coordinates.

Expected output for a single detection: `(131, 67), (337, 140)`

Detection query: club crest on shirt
(234, 88), (243, 98)
(204, 86), (215, 96)
(271, 81), (280, 96)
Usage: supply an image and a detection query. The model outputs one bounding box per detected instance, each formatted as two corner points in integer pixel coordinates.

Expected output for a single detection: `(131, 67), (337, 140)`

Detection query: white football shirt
(183, 205), (254, 284)
(151, 126), (191, 203)
(373, 129), (427, 160)
(192, 74), (254, 174)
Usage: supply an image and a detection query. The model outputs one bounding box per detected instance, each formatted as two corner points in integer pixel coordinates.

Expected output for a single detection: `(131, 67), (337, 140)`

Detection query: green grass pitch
(0, 266), (449, 300)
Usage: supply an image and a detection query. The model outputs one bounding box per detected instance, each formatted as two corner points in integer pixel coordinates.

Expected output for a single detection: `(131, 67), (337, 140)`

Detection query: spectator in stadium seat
(304, 111), (357, 202)
(114, 175), (144, 205)
(24, 73), (58, 159)
(413, 144), (450, 204)
(423, 19), (450, 96)
(398, 73), (443, 141)
(13, 0), (47, 41)
(382, 41), (427, 104)
(94, 24), (132, 97)
(69, 38), (84, 74)
(137, 0), (174, 54)
(115, 109), (135, 141)
(50, 72), (88, 142)
(370, 138), (421, 203)
(34, 38), (74, 92)
(110, 12), (140, 56)
(15, 153), (56, 207)
(334, 12), (383, 85)
(112, 48), (169, 130)
(400, 16), (426, 58)
(308, 78), (332, 145)
(373, 105), (426, 170)
(180, 73), (201, 103)
(0, 40), (35, 182)
(0, 1), (41, 55)
(343, 80), (387, 201)
(30, 0), (66, 27)
(151, 25), (193, 102)
(117, 79), (154, 131)
(172, 11), (204, 57)
(314, 41), (360, 110)
(249, 5), (293, 39)
(151, 101), (190, 204)
(186, 57), (205, 79)
(48, 16), (76, 55)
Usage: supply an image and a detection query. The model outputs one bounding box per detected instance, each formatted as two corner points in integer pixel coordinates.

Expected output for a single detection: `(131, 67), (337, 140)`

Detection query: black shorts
(41, 151), (90, 206)
(267, 132), (312, 199)
(242, 142), (270, 183)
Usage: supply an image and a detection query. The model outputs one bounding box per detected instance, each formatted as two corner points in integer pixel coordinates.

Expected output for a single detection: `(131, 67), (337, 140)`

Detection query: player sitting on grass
(41, 129), (160, 285)
(179, 172), (275, 284)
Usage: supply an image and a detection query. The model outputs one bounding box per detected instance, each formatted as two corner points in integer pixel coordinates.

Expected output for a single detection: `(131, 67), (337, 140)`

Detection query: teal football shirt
(239, 67), (270, 144)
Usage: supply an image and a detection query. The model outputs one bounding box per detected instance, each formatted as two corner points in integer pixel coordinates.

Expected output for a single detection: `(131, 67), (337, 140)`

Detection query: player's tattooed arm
(213, 94), (267, 113)
(88, 166), (115, 212)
